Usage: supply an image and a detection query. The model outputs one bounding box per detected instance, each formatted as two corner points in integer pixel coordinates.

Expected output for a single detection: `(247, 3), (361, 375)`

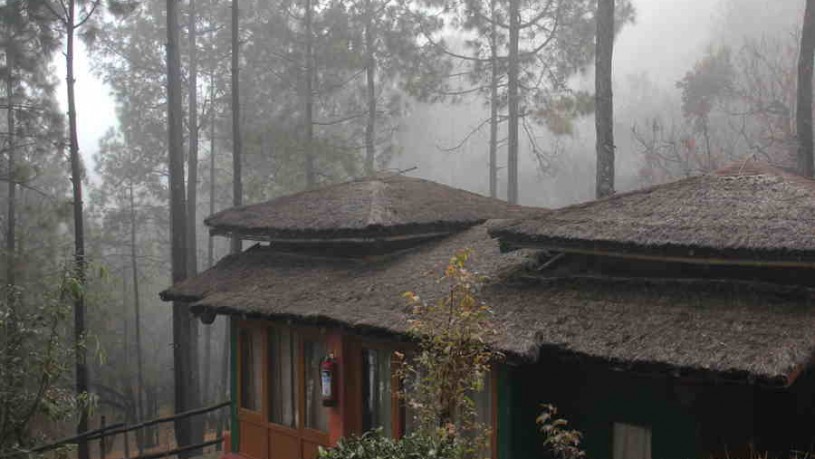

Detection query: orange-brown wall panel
(268, 429), (300, 459)
(239, 421), (268, 459)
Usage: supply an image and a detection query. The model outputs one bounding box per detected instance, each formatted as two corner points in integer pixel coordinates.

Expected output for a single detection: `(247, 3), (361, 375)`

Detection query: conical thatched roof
(491, 161), (815, 263)
(161, 224), (815, 386)
(206, 174), (533, 241)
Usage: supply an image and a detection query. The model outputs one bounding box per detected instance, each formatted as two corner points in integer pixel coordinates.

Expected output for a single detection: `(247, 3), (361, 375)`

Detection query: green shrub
(318, 430), (462, 459)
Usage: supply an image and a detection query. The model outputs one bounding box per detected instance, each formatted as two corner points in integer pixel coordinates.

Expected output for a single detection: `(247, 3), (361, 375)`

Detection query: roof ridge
(366, 179), (394, 227)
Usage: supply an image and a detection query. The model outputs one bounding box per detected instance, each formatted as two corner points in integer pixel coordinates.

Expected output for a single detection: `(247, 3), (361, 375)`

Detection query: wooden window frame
(298, 327), (331, 444)
(358, 341), (402, 439)
(236, 322), (498, 459)
(237, 320), (333, 459)
(237, 322), (266, 422)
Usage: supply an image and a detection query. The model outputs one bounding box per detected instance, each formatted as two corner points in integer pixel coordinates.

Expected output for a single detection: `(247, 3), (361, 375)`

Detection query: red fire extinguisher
(321, 354), (338, 407)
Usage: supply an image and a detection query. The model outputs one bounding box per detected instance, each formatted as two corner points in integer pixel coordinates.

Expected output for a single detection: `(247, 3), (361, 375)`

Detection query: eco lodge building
(161, 163), (815, 459)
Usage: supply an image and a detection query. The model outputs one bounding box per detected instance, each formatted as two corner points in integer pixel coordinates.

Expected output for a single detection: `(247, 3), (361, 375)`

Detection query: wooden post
(99, 416), (107, 459)
(123, 427), (130, 459)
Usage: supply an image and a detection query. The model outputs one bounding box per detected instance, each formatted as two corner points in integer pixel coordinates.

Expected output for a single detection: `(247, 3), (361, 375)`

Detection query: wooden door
(237, 325), (269, 459)
(267, 327), (330, 459)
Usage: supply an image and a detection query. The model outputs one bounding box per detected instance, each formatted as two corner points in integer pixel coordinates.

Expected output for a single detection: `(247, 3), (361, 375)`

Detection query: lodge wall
(502, 353), (815, 459)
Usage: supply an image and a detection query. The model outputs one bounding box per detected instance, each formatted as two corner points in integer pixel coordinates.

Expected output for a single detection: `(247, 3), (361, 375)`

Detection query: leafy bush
(400, 249), (499, 455)
(318, 430), (461, 459)
(537, 404), (585, 459)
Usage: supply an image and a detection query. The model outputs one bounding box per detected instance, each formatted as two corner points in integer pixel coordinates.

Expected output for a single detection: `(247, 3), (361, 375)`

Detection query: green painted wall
(497, 366), (513, 459)
(501, 358), (700, 459)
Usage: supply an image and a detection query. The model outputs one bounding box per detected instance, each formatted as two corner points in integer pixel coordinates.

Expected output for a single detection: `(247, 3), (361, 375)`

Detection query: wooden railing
(2, 400), (231, 459)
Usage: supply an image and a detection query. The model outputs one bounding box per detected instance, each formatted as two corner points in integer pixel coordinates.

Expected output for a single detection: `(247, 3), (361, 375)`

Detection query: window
(613, 423), (652, 459)
(239, 328), (262, 411)
(472, 370), (492, 430)
(268, 327), (298, 427)
(304, 339), (329, 432)
(362, 348), (393, 436)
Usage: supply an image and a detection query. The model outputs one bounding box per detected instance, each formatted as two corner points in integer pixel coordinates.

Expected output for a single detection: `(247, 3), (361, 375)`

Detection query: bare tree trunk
(230, 0), (242, 254)
(6, 59), (15, 287)
(66, 2), (89, 457)
(798, 0), (815, 178)
(488, 0), (498, 199)
(595, 0), (615, 197)
(208, 72), (216, 269)
(364, 0), (376, 176)
(185, 5), (204, 440)
(128, 184), (145, 453)
(204, 70), (216, 408)
(304, 0), (315, 187)
(187, 0), (199, 275)
(218, 317), (229, 429)
(166, 0), (195, 454)
(506, 0), (519, 204)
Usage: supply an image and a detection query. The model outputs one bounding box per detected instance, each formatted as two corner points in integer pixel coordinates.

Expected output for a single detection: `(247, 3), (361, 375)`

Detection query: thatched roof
(205, 174), (531, 241)
(491, 161), (815, 263)
(162, 224), (815, 386)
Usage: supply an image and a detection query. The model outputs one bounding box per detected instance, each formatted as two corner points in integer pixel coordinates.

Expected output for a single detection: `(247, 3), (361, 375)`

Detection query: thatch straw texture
(162, 224), (815, 385)
(205, 174), (533, 240)
(491, 161), (815, 262)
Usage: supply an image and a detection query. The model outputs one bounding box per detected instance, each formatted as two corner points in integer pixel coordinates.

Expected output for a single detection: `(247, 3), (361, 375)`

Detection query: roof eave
(492, 235), (815, 268)
(188, 304), (796, 388)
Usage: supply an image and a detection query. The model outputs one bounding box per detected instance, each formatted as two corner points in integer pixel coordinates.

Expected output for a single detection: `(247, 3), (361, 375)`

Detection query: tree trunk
(187, 0), (199, 275)
(304, 0), (315, 187)
(595, 0), (615, 197)
(364, 0), (376, 176)
(798, 0), (815, 178)
(6, 60), (15, 288)
(230, 0), (243, 254)
(128, 184), (145, 453)
(66, 3), (89, 457)
(218, 317), (229, 429)
(208, 71), (216, 269)
(166, 0), (195, 454)
(506, 0), (519, 204)
(204, 70), (216, 408)
(488, 0), (498, 199)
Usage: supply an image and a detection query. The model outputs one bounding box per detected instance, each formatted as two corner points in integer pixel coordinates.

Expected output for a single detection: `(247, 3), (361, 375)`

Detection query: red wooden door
(267, 328), (330, 459)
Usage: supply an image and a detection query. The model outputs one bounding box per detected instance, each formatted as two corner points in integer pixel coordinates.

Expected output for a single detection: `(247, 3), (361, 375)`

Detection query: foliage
(400, 249), (499, 459)
(0, 273), (81, 453)
(319, 430), (461, 459)
(536, 404), (585, 459)
(677, 46), (735, 131)
(636, 34), (806, 185)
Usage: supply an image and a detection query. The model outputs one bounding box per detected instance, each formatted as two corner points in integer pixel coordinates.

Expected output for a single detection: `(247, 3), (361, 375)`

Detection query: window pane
(400, 358), (420, 436)
(239, 328), (262, 411)
(304, 339), (329, 432)
(459, 371), (493, 458)
(268, 328), (298, 427)
(362, 348), (393, 436)
(613, 423), (652, 459)
(473, 371), (492, 429)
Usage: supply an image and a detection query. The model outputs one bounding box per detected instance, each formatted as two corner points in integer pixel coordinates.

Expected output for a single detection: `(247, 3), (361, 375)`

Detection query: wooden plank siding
(227, 319), (499, 459)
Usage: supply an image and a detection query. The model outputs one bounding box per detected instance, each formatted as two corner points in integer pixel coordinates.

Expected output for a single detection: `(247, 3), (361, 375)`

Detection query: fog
(5, 0), (810, 450)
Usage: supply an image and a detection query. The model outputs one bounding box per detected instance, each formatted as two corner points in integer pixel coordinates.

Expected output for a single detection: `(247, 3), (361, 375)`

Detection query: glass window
(362, 348), (393, 436)
(268, 327), (298, 427)
(468, 371), (493, 458)
(472, 371), (492, 429)
(613, 423), (652, 459)
(239, 328), (262, 411)
(304, 339), (329, 432)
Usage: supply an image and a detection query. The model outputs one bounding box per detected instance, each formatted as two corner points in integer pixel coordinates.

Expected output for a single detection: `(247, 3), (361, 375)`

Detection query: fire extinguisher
(321, 354), (338, 407)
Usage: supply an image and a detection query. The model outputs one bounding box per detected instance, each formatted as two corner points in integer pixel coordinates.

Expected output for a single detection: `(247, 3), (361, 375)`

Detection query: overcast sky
(54, 0), (732, 177)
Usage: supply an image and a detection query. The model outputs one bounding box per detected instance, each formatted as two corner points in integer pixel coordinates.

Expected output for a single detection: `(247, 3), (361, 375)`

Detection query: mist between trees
(0, 0), (812, 456)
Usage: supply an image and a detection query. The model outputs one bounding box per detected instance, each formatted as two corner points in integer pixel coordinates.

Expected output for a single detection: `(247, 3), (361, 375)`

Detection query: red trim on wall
(325, 332), (345, 445)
